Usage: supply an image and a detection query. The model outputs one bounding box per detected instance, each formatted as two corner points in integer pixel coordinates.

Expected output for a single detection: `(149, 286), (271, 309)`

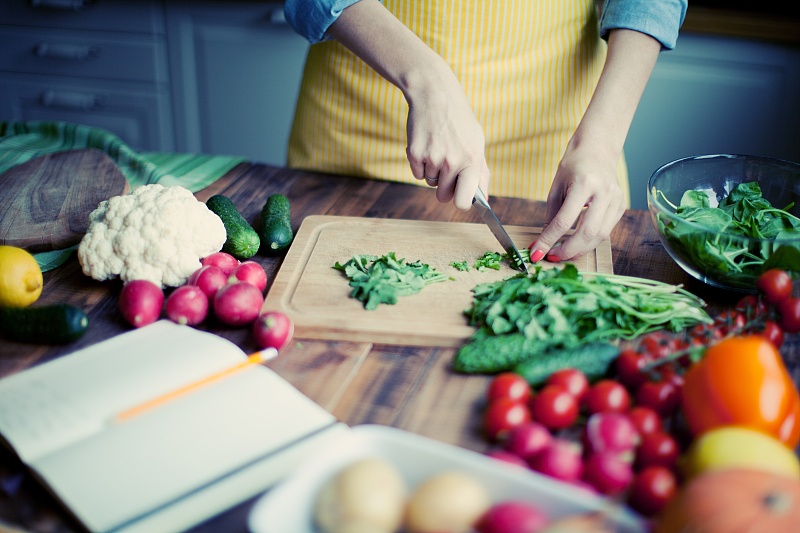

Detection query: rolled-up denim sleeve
(284, 0), (365, 44)
(599, 0), (688, 50)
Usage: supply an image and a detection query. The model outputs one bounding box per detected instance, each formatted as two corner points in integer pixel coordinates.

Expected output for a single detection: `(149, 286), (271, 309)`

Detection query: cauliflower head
(77, 184), (227, 287)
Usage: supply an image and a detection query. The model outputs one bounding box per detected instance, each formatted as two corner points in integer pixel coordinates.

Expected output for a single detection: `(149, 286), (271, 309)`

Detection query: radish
(503, 422), (552, 461)
(230, 261), (267, 292)
(166, 285), (209, 326)
(582, 451), (633, 495)
(583, 412), (639, 457)
(188, 265), (229, 299)
(213, 281), (264, 326)
(201, 251), (239, 275)
(527, 438), (583, 483)
(119, 279), (164, 328)
(251, 311), (294, 350)
(476, 501), (550, 533)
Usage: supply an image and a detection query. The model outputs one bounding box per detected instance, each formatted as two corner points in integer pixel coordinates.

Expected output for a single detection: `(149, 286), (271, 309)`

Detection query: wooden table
(1, 163), (798, 532)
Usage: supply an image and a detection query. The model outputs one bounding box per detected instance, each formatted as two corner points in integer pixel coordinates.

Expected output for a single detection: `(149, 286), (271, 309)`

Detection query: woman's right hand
(404, 71), (490, 210)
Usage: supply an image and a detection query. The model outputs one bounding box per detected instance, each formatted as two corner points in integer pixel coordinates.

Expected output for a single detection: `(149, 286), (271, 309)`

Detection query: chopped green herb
(453, 263), (712, 374)
(451, 260), (470, 272)
(333, 252), (450, 310)
(473, 251), (504, 271)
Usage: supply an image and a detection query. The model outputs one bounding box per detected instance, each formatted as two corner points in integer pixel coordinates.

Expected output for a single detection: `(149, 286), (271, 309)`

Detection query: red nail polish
(530, 249), (545, 263)
(547, 254), (561, 262)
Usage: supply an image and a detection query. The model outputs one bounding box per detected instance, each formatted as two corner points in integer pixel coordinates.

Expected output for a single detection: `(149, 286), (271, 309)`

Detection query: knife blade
(472, 188), (529, 274)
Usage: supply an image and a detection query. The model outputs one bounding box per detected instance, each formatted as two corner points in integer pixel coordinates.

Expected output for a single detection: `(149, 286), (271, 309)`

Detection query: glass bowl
(647, 154), (800, 291)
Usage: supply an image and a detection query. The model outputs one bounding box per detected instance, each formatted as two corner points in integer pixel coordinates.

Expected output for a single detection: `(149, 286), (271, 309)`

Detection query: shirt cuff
(599, 0), (688, 50)
(284, 0), (365, 44)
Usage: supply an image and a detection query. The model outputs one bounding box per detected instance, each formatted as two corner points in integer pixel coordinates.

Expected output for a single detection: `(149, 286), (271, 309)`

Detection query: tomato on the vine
(615, 348), (649, 389)
(584, 380), (631, 414)
(635, 431), (680, 469)
(635, 379), (680, 417)
(713, 310), (746, 336)
(528, 384), (579, 430)
(639, 331), (675, 360)
(486, 372), (531, 404)
(734, 294), (768, 320)
(778, 297), (800, 334)
(626, 406), (662, 436)
(760, 320), (785, 349)
(756, 269), (793, 304)
(484, 398), (531, 441)
(627, 466), (678, 517)
(546, 368), (589, 402)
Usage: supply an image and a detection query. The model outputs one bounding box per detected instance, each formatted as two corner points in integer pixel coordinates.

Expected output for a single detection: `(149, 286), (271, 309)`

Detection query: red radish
(201, 251), (239, 275)
(502, 421), (552, 461)
(230, 261), (268, 292)
(527, 438), (583, 483)
(166, 285), (209, 326)
(583, 412), (639, 456)
(251, 311), (294, 350)
(213, 282), (264, 326)
(485, 449), (529, 468)
(188, 265), (229, 299)
(582, 451), (634, 495)
(476, 501), (550, 533)
(119, 279), (164, 328)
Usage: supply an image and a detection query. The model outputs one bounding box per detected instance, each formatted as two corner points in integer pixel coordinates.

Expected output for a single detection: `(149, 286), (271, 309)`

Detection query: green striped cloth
(0, 121), (247, 271)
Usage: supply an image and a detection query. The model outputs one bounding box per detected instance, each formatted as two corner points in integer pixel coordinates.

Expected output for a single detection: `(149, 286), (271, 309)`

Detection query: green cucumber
(258, 194), (294, 256)
(513, 342), (620, 386)
(206, 195), (260, 260)
(0, 304), (89, 344)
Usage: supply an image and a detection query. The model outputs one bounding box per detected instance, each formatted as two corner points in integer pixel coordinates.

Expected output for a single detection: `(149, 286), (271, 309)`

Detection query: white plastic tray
(248, 424), (646, 533)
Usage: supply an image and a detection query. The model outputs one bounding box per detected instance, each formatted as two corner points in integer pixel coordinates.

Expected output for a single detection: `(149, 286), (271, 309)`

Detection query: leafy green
(333, 252), (450, 310)
(451, 260), (470, 272)
(657, 181), (800, 286)
(473, 251), (504, 271)
(453, 264), (712, 373)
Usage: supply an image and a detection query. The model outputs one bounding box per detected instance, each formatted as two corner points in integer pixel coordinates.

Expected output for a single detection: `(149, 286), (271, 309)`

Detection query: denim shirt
(284, 0), (688, 50)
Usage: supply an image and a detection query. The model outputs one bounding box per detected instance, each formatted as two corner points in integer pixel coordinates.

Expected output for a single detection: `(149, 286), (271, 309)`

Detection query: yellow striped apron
(287, 0), (629, 204)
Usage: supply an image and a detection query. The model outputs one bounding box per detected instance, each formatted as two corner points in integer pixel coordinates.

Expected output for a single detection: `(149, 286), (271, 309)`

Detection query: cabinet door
(0, 76), (175, 152)
(166, 1), (309, 165)
(624, 33), (800, 209)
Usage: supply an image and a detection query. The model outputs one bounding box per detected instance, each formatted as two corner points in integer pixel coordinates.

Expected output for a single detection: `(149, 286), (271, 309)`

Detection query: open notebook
(0, 321), (343, 533)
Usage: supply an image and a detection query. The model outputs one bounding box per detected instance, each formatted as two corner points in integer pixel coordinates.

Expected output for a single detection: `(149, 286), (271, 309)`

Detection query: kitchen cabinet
(624, 31), (800, 209)
(165, 1), (309, 165)
(0, 0), (175, 152)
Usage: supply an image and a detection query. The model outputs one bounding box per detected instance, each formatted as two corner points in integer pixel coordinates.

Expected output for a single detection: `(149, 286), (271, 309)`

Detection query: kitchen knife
(472, 188), (529, 274)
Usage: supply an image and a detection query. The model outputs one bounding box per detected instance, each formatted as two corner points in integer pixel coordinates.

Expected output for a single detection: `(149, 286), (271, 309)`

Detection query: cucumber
(258, 194), (294, 256)
(206, 195), (260, 260)
(0, 304), (89, 344)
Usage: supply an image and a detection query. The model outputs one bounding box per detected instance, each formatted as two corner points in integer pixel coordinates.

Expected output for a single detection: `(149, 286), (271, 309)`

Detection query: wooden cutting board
(0, 148), (129, 252)
(263, 215), (614, 347)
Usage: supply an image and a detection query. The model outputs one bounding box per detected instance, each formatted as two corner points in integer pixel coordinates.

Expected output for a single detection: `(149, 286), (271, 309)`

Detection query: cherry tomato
(484, 398), (531, 441)
(528, 385), (579, 430)
(757, 269), (793, 304)
(635, 379), (680, 418)
(689, 322), (724, 344)
(734, 294), (768, 320)
(635, 431), (680, 469)
(639, 331), (674, 360)
(627, 466), (678, 517)
(778, 297), (800, 334)
(615, 349), (649, 389)
(713, 310), (746, 336)
(626, 406), (662, 436)
(759, 320), (785, 349)
(487, 372), (531, 404)
(546, 368), (589, 402)
(584, 380), (631, 414)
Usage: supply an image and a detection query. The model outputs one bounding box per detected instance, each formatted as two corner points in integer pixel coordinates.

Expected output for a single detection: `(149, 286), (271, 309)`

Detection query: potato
(405, 470), (490, 533)
(314, 457), (407, 533)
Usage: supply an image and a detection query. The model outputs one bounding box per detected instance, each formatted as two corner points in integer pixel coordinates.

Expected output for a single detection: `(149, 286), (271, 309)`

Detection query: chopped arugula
(657, 181), (800, 285)
(334, 252), (450, 310)
(453, 264), (712, 374)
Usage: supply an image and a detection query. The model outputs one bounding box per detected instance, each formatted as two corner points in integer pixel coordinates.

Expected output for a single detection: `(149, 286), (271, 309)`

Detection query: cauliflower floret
(77, 184), (227, 287)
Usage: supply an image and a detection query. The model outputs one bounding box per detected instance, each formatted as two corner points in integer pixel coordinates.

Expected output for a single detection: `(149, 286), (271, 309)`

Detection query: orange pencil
(115, 348), (278, 422)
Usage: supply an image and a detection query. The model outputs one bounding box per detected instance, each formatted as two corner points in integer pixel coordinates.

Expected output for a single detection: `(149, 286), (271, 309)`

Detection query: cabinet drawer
(0, 0), (164, 34)
(0, 28), (167, 83)
(0, 76), (174, 151)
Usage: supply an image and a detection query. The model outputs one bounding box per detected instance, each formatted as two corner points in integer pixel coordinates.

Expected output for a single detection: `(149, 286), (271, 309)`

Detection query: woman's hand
(405, 74), (490, 210)
(328, 0), (489, 210)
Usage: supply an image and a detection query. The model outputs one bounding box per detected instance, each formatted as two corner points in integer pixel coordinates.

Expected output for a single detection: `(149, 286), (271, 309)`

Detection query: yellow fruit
(0, 245), (43, 307)
(682, 425), (800, 480)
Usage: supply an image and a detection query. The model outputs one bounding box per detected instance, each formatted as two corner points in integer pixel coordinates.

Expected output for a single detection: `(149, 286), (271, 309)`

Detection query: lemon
(681, 426), (800, 480)
(0, 245), (43, 307)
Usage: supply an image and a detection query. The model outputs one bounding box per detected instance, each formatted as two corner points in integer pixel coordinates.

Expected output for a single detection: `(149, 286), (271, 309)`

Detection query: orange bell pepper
(681, 335), (800, 449)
